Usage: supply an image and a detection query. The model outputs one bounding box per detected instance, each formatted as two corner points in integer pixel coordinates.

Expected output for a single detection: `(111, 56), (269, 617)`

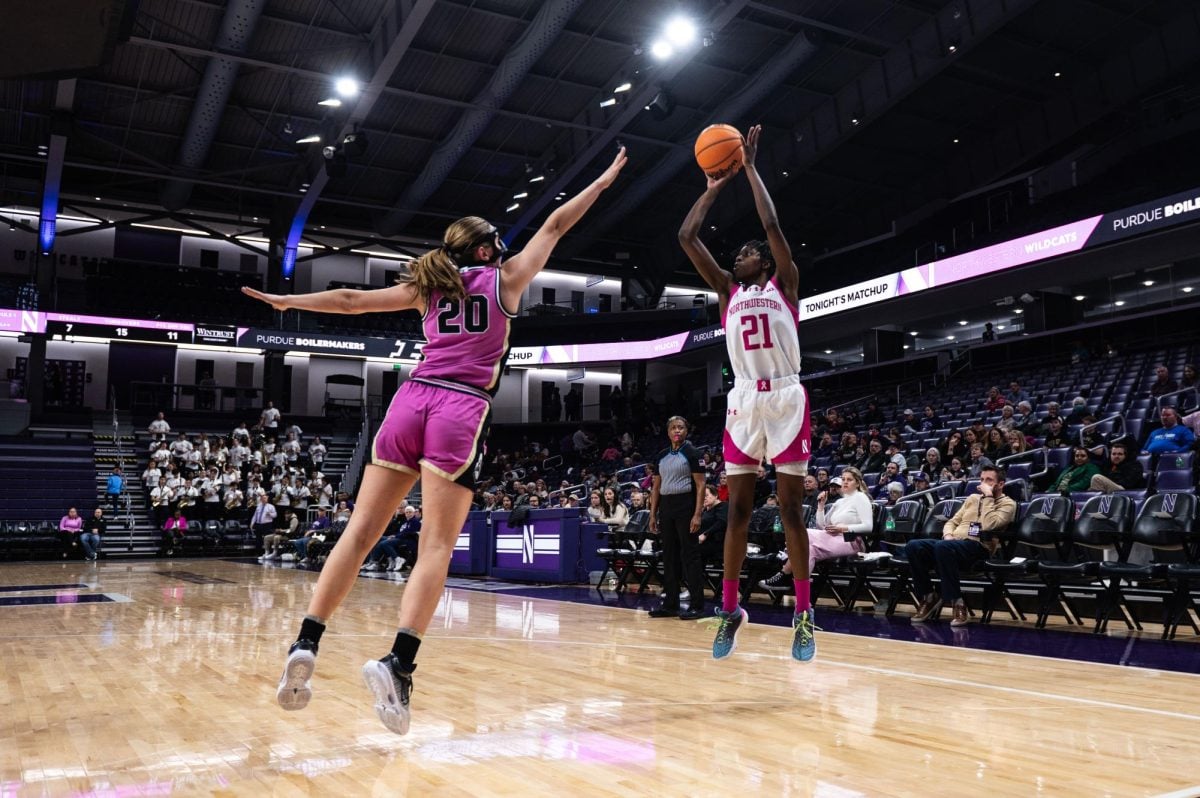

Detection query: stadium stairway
(91, 414), (159, 557)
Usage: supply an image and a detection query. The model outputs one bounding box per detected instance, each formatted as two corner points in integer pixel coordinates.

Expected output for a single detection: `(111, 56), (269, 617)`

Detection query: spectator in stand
(59, 507), (83, 555)
(150, 477), (173, 527)
(1144, 406), (1196, 455)
(161, 508), (188, 554)
(261, 510), (300, 561)
(572, 426), (596, 461)
(599, 487), (629, 529)
(81, 507), (106, 561)
(1089, 442), (1145, 493)
(994, 405), (1017, 432)
(965, 443), (994, 479)
(981, 322), (996, 342)
(365, 506), (422, 573)
(1182, 364), (1199, 390)
(1065, 397), (1090, 425)
(886, 441), (908, 473)
(1014, 401), (1037, 436)
(1005, 430), (1030, 459)
(907, 465), (1017, 626)
(148, 411), (171, 442)
(105, 466), (125, 514)
(1040, 402), (1064, 433)
(753, 465), (773, 507)
(696, 484), (727, 563)
(169, 433), (193, 463)
(291, 507), (332, 564)
(1150, 365), (1179, 399)
(814, 468), (831, 495)
(259, 400), (281, 432)
(911, 471), (932, 493)
(836, 432), (860, 465)
(922, 448), (942, 477)
(813, 432), (837, 461)
(1041, 417), (1069, 449)
(224, 485), (244, 517)
(307, 436), (326, 471)
(586, 490), (605, 522)
(282, 432), (302, 468)
(151, 442), (171, 469)
(933, 430), (963, 463)
(984, 387), (1005, 413)
(899, 409), (919, 434)
(759, 467), (874, 595)
(985, 428), (1010, 461)
(861, 401), (885, 427)
(1006, 381), (1030, 407)
(871, 462), (907, 499)
(1054, 447), (1100, 494)
(715, 472), (729, 502)
(857, 439), (887, 475)
(333, 500), (353, 523)
(941, 456), (967, 484)
(250, 493), (277, 542)
(920, 405), (943, 433)
(801, 474), (820, 516)
(884, 482), (906, 505)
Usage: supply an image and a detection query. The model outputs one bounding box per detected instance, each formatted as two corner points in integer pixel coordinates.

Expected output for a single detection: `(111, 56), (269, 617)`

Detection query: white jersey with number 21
(723, 276), (800, 379)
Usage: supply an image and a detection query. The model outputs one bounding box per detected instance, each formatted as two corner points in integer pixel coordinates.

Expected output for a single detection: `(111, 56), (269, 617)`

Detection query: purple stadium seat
(1154, 470), (1195, 492)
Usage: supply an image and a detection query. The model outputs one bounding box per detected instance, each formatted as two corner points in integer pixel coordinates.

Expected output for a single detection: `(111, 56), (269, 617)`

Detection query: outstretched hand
(241, 286), (290, 311)
(594, 146), (628, 189)
(742, 124), (761, 169)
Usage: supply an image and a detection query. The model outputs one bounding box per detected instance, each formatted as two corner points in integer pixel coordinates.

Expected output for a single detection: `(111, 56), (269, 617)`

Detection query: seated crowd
(140, 408), (346, 554)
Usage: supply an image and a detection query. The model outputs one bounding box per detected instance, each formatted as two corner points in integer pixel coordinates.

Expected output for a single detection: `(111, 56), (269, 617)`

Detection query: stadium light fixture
(664, 16), (696, 47)
(318, 98), (342, 108)
(650, 39), (674, 60)
(296, 134), (322, 144)
(335, 77), (359, 97)
(1142, 279), (1155, 287)
(1183, 286), (1194, 293)
(506, 202), (520, 212)
(599, 97), (618, 108)
(614, 82), (632, 93)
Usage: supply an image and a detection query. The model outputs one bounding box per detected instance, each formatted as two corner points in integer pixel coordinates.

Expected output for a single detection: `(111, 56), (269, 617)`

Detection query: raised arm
(678, 173), (735, 309)
(741, 125), (797, 302)
(500, 147), (627, 305)
(241, 282), (422, 316)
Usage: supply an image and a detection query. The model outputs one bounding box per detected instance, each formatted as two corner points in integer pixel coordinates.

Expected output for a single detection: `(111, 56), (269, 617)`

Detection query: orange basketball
(694, 124), (744, 177)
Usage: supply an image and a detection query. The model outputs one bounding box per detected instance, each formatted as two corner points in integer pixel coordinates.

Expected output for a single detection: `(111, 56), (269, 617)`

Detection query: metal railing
(1078, 413), (1126, 450)
(109, 386), (137, 550)
(1154, 385), (1199, 412)
(340, 412), (372, 497)
(823, 393), (876, 418)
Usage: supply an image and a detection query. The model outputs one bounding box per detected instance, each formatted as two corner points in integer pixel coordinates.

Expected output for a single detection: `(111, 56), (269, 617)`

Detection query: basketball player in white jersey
(678, 124), (814, 662)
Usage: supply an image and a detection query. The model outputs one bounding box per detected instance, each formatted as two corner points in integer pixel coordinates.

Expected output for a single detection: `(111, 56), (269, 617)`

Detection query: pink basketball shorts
(372, 378), (491, 488)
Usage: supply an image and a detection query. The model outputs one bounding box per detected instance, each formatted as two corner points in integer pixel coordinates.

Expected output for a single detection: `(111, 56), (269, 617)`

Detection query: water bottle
(885, 515), (896, 532)
(1176, 456), (1185, 469)
(773, 516), (783, 534)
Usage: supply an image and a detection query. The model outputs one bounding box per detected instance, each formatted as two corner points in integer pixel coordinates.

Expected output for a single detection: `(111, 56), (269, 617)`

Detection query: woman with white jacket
(759, 467), (875, 593)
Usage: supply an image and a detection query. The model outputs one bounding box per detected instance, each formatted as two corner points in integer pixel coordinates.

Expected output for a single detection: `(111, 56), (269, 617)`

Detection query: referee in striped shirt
(648, 416), (707, 620)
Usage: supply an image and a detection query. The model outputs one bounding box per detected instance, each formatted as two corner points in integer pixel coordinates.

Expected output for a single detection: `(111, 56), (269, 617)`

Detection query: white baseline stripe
(1149, 785), (1200, 798)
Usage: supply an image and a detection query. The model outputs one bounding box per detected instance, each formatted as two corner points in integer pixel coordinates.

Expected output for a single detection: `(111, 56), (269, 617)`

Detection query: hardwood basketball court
(2, 558), (1198, 796)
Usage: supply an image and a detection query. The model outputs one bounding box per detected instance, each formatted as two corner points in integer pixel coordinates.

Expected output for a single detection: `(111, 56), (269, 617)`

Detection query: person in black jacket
(697, 484), (727, 563)
(1088, 442), (1146, 493)
(648, 416), (707, 620)
(81, 507), (107, 562)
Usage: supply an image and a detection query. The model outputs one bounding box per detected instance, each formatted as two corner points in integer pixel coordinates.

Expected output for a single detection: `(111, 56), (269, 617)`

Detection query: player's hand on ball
(706, 170), (735, 192)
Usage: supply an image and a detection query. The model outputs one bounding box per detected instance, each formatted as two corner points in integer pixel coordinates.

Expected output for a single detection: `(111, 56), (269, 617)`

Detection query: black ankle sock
(390, 630), (421, 669)
(299, 616), (326, 646)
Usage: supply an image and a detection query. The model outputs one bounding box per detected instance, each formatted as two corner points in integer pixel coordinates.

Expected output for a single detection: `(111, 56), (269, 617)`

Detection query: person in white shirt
(290, 481), (310, 512)
(194, 433), (211, 459)
(221, 464), (240, 490)
(758, 468), (875, 593)
(259, 401), (281, 431)
(213, 440), (229, 466)
(150, 478), (173, 525)
(202, 477), (223, 520)
(151, 443), (171, 468)
(274, 477), (292, 509)
(311, 476), (333, 508)
(176, 479), (200, 512)
(285, 422), (303, 443)
(148, 411), (170, 442)
(170, 433), (193, 460)
(184, 448), (204, 474)
(224, 486), (245, 516)
(232, 422), (250, 442)
(142, 464), (162, 486)
(307, 436), (326, 469)
(271, 448), (288, 470)
(282, 432), (301, 465)
(250, 493), (278, 539)
(229, 442), (249, 468)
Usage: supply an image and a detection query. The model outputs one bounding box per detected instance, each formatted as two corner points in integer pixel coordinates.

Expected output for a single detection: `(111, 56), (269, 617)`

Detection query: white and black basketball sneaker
(758, 571), (791, 593)
(361, 654), (415, 735)
(276, 639), (317, 711)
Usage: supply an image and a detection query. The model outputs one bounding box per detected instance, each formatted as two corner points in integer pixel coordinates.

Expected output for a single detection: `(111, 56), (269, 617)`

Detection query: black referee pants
(658, 492), (704, 611)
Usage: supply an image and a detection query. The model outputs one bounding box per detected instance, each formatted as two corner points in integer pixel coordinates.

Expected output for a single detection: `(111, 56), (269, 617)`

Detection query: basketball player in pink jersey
(242, 147), (626, 734)
(678, 125), (814, 662)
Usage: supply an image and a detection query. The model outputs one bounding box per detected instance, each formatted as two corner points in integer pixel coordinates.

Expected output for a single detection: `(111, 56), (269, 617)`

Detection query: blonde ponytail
(394, 215), (497, 303)
(398, 248), (466, 302)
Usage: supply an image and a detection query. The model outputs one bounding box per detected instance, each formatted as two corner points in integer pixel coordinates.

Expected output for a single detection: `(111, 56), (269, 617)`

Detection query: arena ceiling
(1, 0), (1198, 299)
